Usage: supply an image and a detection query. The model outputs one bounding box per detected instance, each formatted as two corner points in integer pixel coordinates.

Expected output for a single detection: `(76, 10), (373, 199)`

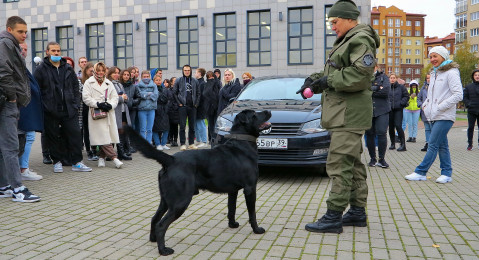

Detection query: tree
(453, 41), (479, 88)
(420, 63), (433, 87)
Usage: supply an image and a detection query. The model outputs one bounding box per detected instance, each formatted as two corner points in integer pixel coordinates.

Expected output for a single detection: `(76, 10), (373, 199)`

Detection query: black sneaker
(12, 187), (40, 202)
(368, 159), (377, 167)
(0, 185), (13, 198)
(376, 159), (389, 168)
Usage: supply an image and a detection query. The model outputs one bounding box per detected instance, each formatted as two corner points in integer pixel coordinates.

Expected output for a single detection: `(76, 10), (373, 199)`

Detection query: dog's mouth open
(259, 122), (271, 131)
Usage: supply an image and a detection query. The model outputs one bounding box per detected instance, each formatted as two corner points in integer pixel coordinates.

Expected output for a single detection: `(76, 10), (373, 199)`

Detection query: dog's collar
(224, 134), (257, 143)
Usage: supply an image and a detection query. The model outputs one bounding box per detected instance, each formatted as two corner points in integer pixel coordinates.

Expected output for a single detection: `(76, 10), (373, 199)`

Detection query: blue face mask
(50, 55), (62, 62)
(142, 78), (151, 84)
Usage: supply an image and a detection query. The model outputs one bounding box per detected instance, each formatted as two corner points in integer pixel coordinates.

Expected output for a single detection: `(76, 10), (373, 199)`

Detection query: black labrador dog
(128, 109), (271, 256)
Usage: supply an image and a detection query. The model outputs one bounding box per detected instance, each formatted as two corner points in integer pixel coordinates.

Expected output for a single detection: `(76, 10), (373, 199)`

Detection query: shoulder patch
(362, 54), (375, 67)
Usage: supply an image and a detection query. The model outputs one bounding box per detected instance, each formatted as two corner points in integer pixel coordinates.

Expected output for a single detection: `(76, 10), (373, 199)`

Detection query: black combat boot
(305, 209), (343, 233)
(342, 206), (367, 227)
(122, 135), (132, 156)
(43, 152), (53, 164)
(421, 143), (428, 152)
(117, 143), (132, 161)
(388, 144), (396, 150)
(397, 143), (407, 151)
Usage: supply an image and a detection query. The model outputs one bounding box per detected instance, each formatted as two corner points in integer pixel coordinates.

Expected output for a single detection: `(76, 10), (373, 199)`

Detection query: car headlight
(215, 116), (233, 132)
(301, 119), (326, 133)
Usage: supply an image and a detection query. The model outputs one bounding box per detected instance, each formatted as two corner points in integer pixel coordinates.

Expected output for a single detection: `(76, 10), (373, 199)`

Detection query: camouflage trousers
(326, 130), (368, 212)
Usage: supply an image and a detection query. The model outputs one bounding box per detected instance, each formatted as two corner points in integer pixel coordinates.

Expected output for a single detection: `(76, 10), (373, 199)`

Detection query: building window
(406, 20), (411, 26)
(406, 40), (412, 45)
(471, 44), (478, 52)
(56, 26), (74, 59)
(395, 38), (401, 46)
(114, 21), (133, 69)
(86, 23), (105, 64)
(446, 43), (451, 48)
(32, 28), (48, 69)
(456, 14), (467, 28)
(405, 58), (411, 64)
(415, 21), (421, 26)
(416, 49), (420, 55)
(381, 58), (385, 64)
(373, 19), (379, 25)
(248, 10), (271, 66)
(387, 58), (392, 66)
(288, 7), (313, 65)
(406, 49), (411, 55)
(4, 0), (19, 2)
(415, 68), (421, 74)
(177, 16), (199, 68)
(471, 11), (479, 21)
(214, 13), (236, 67)
(473, 0), (479, 5)
(388, 67), (392, 74)
(395, 67), (399, 74)
(395, 48), (400, 55)
(395, 29), (400, 37)
(415, 59), (420, 64)
(388, 29), (393, 37)
(388, 48), (392, 55)
(415, 40), (421, 45)
(395, 19), (401, 27)
(471, 28), (479, 37)
(395, 58), (400, 65)
(456, 30), (467, 43)
(388, 18), (393, 27)
(147, 18), (168, 69)
(406, 30), (411, 36)
(415, 30), (421, 36)
(388, 38), (393, 46)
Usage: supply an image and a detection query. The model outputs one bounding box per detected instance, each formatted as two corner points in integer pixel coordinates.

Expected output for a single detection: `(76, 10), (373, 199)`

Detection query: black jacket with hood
(0, 30), (30, 107)
(173, 72), (201, 107)
(388, 81), (409, 110)
(34, 56), (80, 118)
(371, 70), (391, 117)
(464, 69), (479, 114)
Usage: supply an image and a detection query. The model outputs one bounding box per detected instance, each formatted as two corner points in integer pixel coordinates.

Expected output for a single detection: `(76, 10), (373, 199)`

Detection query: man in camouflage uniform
(297, 0), (380, 233)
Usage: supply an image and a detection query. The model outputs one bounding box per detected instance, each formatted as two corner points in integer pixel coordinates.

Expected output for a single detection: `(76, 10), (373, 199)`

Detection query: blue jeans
(153, 131), (169, 146)
(424, 121), (432, 143)
(195, 119), (207, 143)
(138, 110), (155, 143)
(404, 110), (421, 138)
(19, 131), (35, 169)
(415, 120), (453, 177)
(402, 109), (407, 131)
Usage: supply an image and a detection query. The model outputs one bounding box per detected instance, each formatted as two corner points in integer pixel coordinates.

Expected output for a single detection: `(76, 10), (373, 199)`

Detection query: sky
(370, 0), (455, 38)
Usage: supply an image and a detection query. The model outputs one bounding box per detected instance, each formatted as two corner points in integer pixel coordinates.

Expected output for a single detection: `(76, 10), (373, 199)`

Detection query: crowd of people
(0, 16), (256, 203)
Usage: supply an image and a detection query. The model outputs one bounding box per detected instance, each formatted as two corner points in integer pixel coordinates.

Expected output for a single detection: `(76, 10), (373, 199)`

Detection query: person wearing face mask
(405, 46), (463, 184)
(34, 42), (92, 173)
(242, 72), (253, 87)
(137, 70), (159, 143)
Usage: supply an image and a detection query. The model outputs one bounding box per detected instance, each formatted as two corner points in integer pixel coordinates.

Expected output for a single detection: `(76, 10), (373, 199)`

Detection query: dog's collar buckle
(224, 134), (257, 143)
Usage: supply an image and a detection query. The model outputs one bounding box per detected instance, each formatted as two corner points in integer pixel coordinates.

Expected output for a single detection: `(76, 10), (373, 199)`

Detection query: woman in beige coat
(82, 62), (123, 168)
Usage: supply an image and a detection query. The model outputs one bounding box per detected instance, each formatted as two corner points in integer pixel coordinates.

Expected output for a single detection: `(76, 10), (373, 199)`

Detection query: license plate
(257, 138), (288, 149)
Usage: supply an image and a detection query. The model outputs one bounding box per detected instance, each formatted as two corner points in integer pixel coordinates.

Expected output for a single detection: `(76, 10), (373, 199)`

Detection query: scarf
(433, 60), (453, 73)
(93, 63), (106, 84)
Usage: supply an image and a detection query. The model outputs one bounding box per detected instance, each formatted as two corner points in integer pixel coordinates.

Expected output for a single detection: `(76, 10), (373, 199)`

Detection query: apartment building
(456, 0), (479, 53)
(371, 5), (425, 83)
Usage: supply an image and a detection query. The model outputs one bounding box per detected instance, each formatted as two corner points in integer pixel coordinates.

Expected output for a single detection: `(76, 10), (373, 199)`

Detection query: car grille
(258, 148), (326, 161)
(262, 123), (302, 136)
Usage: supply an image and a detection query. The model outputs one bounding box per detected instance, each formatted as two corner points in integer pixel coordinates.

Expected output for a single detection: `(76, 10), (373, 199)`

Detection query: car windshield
(237, 78), (322, 101)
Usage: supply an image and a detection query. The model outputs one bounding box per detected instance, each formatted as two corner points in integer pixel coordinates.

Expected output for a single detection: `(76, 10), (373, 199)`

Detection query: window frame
(146, 18), (168, 70)
(247, 9), (272, 66)
(56, 26), (74, 59)
(176, 16), (199, 69)
(288, 6), (313, 65)
(113, 20), (134, 69)
(213, 12), (237, 68)
(86, 23), (105, 64)
(31, 27), (48, 70)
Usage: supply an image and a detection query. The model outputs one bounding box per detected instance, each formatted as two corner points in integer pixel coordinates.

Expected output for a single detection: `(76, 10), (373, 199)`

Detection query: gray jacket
(173, 76), (201, 107)
(0, 30), (30, 107)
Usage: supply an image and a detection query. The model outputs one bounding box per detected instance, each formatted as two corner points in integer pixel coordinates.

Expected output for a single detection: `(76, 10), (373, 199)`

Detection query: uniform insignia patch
(362, 54), (374, 67)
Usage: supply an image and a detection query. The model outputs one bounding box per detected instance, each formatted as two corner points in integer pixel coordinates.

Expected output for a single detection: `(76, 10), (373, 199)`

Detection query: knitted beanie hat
(429, 46), (449, 60)
(328, 0), (360, 20)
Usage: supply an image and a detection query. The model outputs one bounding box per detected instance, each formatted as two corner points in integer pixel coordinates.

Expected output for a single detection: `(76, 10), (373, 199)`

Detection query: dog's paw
(229, 221), (240, 228)
(253, 227), (265, 234)
(159, 247), (175, 256)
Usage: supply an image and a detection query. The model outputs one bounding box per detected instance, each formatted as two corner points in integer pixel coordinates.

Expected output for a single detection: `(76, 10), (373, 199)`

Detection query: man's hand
(296, 77), (314, 99)
(312, 76), (329, 91)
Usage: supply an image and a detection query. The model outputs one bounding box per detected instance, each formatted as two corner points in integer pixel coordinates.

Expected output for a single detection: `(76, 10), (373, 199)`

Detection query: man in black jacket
(464, 69), (479, 150)
(365, 65), (391, 168)
(0, 16), (40, 202)
(34, 42), (91, 173)
(173, 65), (201, 150)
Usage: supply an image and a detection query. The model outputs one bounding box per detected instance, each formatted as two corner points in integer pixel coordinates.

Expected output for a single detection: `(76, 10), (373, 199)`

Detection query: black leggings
(467, 111), (479, 145)
(389, 108), (405, 144)
(366, 113), (389, 159)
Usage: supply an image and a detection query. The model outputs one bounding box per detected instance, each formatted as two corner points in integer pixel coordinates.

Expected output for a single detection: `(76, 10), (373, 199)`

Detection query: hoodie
(464, 69), (479, 113)
(0, 30), (30, 107)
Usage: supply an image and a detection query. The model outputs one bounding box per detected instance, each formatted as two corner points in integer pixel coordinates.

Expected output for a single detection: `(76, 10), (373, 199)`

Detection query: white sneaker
(405, 172), (427, 181)
(98, 158), (105, 167)
(53, 162), (63, 173)
(156, 145), (164, 150)
(113, 158), (123, 169)
(21, 169), (43, 181)
(162, 145), (170, 150)
(180, 145), (187, 151)
(197, 143), (207, 148)
(436, 175), (452, 183)
(188, 144), (198, 150)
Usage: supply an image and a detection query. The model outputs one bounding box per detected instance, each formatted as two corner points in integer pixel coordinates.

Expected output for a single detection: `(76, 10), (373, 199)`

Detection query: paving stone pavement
(1, 125), (478, 259)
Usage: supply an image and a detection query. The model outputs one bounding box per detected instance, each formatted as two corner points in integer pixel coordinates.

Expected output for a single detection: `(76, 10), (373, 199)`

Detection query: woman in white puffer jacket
(405, 46), (463, 184)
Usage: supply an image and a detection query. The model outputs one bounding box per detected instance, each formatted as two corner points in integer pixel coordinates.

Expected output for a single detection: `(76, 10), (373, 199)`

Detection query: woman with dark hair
(167, 77), (179, 146)
(404, 80), (421, 143)
(107, 66), (132, 160)
(80, 62), (99, 161)
(204, 71), (221, 142)
(464, 69), (479, 150)
(388, 73), (409, 151)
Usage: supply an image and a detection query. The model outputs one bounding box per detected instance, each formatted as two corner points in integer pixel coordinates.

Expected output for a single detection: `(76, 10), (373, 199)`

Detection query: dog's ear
(236, 111), (250, 125)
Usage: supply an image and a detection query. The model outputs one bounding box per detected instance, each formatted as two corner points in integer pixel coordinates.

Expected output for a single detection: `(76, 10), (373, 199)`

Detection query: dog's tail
(125, 126), (174, 167)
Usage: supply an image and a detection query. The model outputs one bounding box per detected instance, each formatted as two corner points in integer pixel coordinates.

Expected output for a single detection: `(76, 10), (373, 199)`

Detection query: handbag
(90, 89), (108, 120)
